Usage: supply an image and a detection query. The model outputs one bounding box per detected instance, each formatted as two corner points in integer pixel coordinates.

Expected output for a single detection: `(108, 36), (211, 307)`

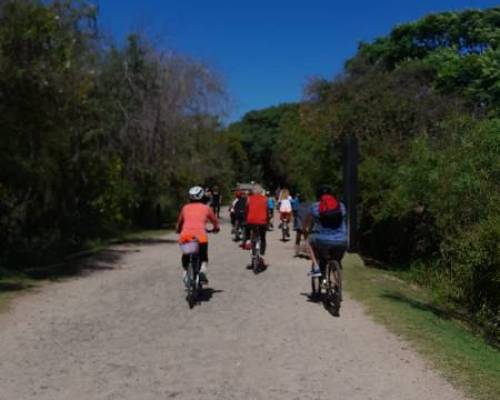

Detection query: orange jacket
(177, 203), (219, 244)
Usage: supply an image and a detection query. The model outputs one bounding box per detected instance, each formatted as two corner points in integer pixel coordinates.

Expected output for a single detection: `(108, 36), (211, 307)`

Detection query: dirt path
(0, 215), (467, 400)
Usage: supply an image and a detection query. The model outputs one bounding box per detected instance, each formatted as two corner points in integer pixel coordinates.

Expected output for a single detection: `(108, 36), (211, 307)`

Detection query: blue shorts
(309, 236), (347, 263)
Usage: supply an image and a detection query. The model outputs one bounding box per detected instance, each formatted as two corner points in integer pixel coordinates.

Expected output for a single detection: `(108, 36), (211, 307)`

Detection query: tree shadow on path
(381, 291), (467, 323)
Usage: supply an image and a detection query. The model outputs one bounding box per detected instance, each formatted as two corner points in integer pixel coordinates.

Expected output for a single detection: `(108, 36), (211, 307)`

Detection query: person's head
(280, 189), (289, 200)
(252, 184), (264, 195)
(235, 191), (242, 198)
(188, 186), (205, 202)
(316, 184), (333, 201)
(295, 193), (302, 202)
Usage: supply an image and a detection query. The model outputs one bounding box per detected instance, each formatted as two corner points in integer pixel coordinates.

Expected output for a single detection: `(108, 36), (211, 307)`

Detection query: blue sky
(98, 0), (499, 121)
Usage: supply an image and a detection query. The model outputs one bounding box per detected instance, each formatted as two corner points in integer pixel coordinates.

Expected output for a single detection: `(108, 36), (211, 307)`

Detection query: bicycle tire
(252, 239), (260, 273)
(186, 262), (195, 307)
(186, 255), (200, 308)
(324, 260), (341, 314)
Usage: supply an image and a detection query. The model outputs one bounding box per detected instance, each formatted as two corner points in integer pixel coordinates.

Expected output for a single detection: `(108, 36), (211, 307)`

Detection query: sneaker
(200, 262), (207, 273)
(308, 265), (322, 278)
(199, 272), (208, 284)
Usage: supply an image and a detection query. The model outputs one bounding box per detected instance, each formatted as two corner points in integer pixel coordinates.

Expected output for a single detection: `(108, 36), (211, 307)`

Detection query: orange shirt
(246, 194), (268, 225)
(177, 203), (218, 244)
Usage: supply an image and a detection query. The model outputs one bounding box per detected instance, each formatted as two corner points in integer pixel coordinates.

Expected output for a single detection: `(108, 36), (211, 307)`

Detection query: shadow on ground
(0, 281), (35, 292)
(300, 292), (341, 317)
(113, 238), (177, 246)
(188, 288), (224, 307)
(381, 291), (467, 322)
(23, 238), (177, 280)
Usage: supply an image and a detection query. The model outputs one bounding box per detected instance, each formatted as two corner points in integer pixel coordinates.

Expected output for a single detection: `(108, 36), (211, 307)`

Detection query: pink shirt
(177, 203), (218, 243)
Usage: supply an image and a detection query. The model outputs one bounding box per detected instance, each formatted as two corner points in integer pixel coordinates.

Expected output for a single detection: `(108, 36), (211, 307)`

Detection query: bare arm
(304, 211), (318, 266)
(207, 207), (220, 231)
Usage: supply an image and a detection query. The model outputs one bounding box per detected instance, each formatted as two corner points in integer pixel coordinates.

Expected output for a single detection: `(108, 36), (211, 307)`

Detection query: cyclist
(306, 185), (347, 290)
(243, 184), (269, 266)
(278, 189), (292, 234)
(233, 190), (248, 242)
(176, 186), (220, 283)
(267, 191), (275, 230)
(211, 185), (222, 218)
(291, 193), (301, 231)
(229, 191), (241, 232)
(294, 195), (311, 257)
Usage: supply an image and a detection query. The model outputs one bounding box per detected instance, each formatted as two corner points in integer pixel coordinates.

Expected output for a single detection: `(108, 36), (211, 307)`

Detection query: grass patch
(343, 254), (500, 400)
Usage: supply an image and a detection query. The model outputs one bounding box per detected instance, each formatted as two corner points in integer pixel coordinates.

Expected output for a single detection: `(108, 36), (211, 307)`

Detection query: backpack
(319, 194), (342, 228)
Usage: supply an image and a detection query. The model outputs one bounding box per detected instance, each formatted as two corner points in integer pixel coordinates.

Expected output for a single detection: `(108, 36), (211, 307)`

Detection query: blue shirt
(267, 197), (275, 209)
(291, 197), (300, 211)
(310, 201), (348, 245)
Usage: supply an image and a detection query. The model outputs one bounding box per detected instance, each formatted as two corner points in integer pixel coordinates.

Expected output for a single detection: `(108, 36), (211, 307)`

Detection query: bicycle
(281, 219), (290, 242)
(311, 256), (342, 316)
(180, 240), (202, 308)
(249, 226), (264, 273)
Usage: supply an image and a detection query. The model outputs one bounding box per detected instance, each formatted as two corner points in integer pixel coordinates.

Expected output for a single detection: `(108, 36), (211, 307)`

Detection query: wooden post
(343, 134), (358, 252)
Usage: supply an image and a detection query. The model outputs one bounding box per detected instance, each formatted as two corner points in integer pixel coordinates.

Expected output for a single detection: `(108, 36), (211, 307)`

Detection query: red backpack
(319, 194), (342, 228)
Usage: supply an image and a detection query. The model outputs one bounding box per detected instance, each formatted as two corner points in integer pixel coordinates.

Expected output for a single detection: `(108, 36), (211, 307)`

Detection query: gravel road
(0, 215), (467, 400)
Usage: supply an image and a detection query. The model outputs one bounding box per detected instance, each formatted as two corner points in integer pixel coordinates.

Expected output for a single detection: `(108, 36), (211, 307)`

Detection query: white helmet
(188, 186), (204, 201)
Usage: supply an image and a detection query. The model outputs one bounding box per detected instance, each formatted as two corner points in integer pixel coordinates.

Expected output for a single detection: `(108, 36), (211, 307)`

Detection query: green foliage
(344, 255), (500, 400)
(234, 7), (500, 335)
(351, 7), (500, 113)
(0, 1), (235, 267)
(225, 103), (341, 198)
(311, 9), (500, 335)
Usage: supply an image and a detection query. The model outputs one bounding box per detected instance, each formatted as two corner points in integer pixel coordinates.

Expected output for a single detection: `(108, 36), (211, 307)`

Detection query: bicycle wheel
(324, 260), (341, 315)
(186, 262), (195, 307)
(187, 257), (200, 308)
(254, 241), (261, 273)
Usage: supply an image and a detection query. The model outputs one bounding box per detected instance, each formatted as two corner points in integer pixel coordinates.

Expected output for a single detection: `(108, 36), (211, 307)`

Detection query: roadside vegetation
(343, 254), (500, 400)
(228, 8), (500, 342)
(0, 0), (238, 271)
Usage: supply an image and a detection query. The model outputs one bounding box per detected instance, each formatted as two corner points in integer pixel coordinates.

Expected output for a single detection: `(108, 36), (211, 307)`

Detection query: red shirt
(246, 194), (268, 225)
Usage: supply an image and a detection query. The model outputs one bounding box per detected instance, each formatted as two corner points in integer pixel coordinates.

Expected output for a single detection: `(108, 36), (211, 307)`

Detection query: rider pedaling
(278, 189), (293, 230)
(243, 184), (269, 267)
(176, 186), (220, 284)
(267, 192), (275, 229)
(306, 185), (348, 281)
